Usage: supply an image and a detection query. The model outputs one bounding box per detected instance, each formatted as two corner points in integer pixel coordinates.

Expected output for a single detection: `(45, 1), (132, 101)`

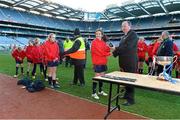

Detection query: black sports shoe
(122, 102), (135, 106)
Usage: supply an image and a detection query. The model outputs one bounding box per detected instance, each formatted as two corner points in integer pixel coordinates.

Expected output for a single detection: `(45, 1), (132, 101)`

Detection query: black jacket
(113, 30), (139, 72)
(57, 39), (64, 57)
(156, 38), (173, 56)
(63, 36), (85, 65)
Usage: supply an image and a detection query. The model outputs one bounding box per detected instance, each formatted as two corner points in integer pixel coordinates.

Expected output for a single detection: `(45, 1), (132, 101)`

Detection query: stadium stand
(0, 0), (180, 47)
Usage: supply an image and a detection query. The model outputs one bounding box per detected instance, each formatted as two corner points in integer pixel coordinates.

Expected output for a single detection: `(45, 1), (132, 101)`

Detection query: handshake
(108, 42), (114, 47)
(108, 42), (116, 51)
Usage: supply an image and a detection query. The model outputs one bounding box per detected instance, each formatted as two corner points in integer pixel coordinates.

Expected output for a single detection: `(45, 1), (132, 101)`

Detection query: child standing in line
(31, 38), (44, 79)
(25, 40), (34, 76)
(12, 46), (26, 78)
(43, 33), (60, 88)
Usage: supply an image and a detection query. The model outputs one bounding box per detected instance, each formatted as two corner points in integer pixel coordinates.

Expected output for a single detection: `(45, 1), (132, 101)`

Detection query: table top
(93, 71), (180, 95)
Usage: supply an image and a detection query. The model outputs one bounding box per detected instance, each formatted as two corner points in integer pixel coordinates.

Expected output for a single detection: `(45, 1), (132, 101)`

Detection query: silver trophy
(154, 56), (177, 83)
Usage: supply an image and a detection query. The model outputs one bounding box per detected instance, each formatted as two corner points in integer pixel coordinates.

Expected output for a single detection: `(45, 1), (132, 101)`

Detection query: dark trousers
(73, 64), (85, 85)
(65, 56), (72, 67)
(43, 66), (47, 79)
(123, 86), (135, 104)
(92, 81), (103, 94)
(84, 51), (87, 68)
(32, 63), (44, 76)
(15, 66), (23, 75)
(119, 56), (137, 104)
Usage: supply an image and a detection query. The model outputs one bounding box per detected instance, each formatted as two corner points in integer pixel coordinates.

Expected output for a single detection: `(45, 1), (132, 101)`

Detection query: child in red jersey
(147, 41), (155, 74)
(43, 33), (60, 89)
(137, 37), (147, 74)
(41, 42), (48, 81)
(152, 39), (162, 56)
(25, 40), (34, 76)
(91, 29), (111, 99)
(12, 46), (26, 78)
(31, 38), (44, 79)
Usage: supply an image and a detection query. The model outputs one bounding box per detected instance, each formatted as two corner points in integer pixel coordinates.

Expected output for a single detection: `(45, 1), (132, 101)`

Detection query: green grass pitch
(0, 51), (180, 119)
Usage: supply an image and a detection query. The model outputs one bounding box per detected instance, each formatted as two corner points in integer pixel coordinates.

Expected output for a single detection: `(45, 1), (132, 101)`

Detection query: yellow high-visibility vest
(69, 37), (85, 59)
(64, 39), (73, 51)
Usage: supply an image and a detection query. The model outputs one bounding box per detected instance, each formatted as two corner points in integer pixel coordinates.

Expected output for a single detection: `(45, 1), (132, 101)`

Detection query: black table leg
(104, 83), (121, 119)
(104, 83), (112, 119)
(116, 84), (120, 111)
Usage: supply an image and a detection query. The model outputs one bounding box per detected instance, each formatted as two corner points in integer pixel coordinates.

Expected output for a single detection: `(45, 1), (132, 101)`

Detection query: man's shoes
(122, 102), (134, 106)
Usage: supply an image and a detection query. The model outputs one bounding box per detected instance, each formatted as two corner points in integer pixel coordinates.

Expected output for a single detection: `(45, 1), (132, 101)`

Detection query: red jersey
(91, 38), (111, 65)
(31, 45), (44, 63)
(152, 41), (161, 56)
(43, 40), (60, 62)
(25, 45), (33, 61)
(173, 43), (179, 53)
(137, 40), (147, 59)
(175, 51), (180, 65)
(147, 43), (155, 58)
(12, 49), (26, 62)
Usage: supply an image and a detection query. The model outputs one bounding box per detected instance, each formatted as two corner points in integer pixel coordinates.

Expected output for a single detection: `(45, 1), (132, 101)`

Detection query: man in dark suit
(112, 21), (139, 106)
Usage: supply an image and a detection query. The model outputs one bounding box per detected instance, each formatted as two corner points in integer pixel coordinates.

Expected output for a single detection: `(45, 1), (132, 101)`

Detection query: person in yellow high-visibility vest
(63, 37), (73, 67)
(63, 28), (86, 86)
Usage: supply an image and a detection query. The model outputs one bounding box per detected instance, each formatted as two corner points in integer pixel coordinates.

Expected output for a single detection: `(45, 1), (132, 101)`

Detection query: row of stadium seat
(1, 7), (180, 31)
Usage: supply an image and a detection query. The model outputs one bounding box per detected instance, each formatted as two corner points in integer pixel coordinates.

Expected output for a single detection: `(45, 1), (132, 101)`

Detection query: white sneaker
(32, 76), (35, 79)
(98, 91), (108, 96)
(13, 75), (17, 78)
(92, 93), (99, 99)
(21, 86), (26, 89)
(50, 84), (54, 89)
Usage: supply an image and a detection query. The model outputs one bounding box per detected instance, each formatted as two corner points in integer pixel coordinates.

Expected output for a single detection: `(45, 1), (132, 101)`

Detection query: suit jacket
(113, 30), (139, 73)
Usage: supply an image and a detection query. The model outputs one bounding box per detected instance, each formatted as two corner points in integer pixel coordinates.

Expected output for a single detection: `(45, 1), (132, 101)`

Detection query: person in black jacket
(112, 21), (138, 106)
(63, 28), (85, 87)
(156, 31), (173, 75)
(57, 39), (64, 64)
